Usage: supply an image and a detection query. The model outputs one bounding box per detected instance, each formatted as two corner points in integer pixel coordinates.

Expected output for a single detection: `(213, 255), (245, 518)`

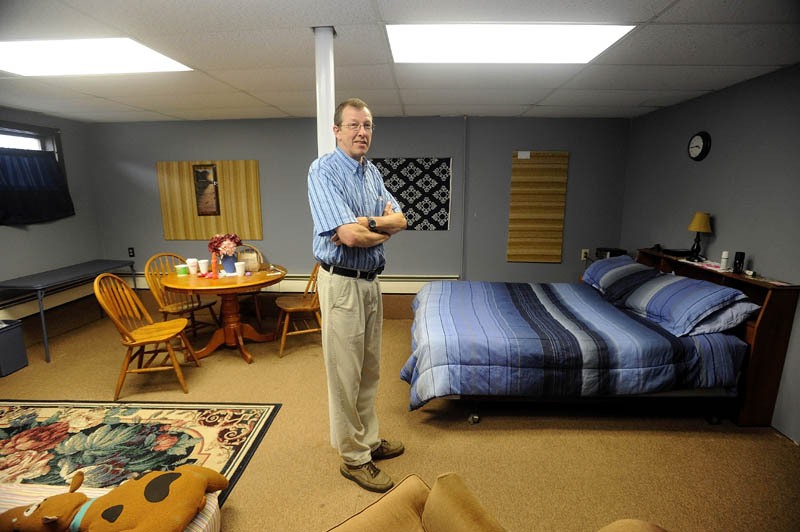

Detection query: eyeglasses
(339, 122), (374, 132)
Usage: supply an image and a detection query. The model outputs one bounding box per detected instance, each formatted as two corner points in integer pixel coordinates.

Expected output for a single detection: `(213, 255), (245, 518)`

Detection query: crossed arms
(332, 201), (407, 248)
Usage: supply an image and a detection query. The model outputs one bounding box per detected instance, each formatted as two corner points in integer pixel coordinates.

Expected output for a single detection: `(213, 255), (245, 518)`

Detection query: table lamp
(687, 212), (712, 262)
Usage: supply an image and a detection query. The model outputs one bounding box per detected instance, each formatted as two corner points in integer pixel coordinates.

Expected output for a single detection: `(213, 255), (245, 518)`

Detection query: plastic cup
(235, 261), (246, 276)
(198, 259), (209, 274)
(175, 264), (189, 276)
(186, 258), (198, 274)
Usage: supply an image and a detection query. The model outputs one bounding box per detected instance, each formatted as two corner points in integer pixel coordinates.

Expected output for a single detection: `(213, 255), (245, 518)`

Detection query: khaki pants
(317, 267), (383, 465)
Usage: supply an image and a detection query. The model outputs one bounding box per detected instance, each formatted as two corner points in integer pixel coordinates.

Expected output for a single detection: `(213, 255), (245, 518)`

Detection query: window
(0, 133), (42, 150)
(0, 121), (74, 225)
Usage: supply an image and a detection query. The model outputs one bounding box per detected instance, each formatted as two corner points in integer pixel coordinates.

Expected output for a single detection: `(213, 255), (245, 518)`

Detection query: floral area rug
(0, 400), (280, 505)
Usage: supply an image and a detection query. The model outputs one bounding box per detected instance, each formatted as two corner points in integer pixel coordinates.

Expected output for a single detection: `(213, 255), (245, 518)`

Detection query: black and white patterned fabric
(371, 158), (451, 231)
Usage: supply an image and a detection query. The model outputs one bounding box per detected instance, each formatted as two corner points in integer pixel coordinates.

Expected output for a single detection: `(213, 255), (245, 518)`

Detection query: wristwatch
(368, 217), (377, 232)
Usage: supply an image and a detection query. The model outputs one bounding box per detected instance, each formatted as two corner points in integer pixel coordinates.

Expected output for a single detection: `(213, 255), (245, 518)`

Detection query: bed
(401, 249), (800, 425)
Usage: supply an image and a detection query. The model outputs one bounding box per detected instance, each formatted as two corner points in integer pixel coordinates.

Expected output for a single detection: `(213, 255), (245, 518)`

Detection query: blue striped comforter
(400, 281), (747, 410)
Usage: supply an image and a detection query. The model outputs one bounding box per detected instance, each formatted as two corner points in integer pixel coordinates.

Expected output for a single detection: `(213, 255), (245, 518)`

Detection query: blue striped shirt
(308, 147), (402, 270)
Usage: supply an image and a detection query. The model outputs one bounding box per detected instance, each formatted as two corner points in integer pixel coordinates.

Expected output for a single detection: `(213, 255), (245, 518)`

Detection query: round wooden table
(161, 265), (286, 363)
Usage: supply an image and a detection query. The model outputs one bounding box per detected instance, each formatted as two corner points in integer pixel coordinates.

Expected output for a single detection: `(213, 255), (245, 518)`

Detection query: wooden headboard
(636, 248), (800, 426)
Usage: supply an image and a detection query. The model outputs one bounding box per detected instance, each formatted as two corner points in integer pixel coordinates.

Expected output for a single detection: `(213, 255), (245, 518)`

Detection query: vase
(221, 253), (237, 274)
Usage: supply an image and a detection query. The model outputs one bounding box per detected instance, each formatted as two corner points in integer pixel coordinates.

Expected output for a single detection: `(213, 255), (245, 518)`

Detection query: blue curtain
(0, 148), (75, 225)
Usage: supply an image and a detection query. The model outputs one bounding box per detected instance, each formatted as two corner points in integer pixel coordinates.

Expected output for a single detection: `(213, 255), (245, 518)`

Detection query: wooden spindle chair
(236, 243), (266, 328)
(274, 263), (321, 357)
(145, 253), (219, 335)
(93, 273), (200, 400)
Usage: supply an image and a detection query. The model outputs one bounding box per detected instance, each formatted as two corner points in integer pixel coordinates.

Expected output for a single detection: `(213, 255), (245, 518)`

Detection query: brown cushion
(422, 473), (506, 532)
(598, 519), (669, 532)
(325, 474), (430, 532)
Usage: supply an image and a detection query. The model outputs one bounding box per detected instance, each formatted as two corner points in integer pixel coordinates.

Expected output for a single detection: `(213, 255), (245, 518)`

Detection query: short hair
(334, 98), (370, 126)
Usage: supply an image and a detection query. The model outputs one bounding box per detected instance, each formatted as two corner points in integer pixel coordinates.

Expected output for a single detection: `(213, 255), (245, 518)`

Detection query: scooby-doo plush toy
(0, 465), (228, 532)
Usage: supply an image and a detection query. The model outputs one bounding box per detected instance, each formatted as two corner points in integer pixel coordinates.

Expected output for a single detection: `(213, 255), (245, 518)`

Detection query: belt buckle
(365, 270), (376, 281)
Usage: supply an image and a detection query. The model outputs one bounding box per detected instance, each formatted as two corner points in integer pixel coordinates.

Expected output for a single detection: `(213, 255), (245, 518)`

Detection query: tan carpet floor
(2, 294), (799, 531)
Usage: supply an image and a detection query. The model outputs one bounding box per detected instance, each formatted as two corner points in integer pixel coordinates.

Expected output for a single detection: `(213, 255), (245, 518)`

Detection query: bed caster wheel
(467, 413), (480, 424)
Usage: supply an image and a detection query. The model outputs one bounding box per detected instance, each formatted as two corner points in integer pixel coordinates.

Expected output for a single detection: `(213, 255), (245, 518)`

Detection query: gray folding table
(0, 259), (135, 362)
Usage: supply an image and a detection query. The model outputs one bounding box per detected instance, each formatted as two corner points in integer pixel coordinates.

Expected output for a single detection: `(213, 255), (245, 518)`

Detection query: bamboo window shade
(156, 160), (263, 240)
(506, 151), (569, 263)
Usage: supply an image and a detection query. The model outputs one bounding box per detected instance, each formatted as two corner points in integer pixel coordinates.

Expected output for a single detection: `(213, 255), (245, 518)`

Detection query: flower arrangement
(208, 233), (241, 256)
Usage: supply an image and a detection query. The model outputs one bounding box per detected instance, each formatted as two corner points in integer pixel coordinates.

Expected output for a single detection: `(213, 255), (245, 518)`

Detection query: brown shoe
(371, 439), (404, 460)
(340, 461), (393, 493)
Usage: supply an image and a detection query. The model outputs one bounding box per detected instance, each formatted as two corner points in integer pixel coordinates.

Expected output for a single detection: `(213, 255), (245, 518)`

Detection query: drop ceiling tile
(209, 68), (316, 92)
(140, 29), (316, 70)
(249, 91), (316, 107)
(400, 88), (551, 105)
(522, 105), (657, 118)
(404, 104), (528, 117)
(50, 109), (181, 122)
(61, 0), (380, 35)
(338, 89), (402, 105)
(278, 103), (404, 118)
(32, 71), (234, 97)
(394, 64), (583, 89)
(275, 105), (316, 117)
(0, 0), (119, 40)
(376, 0), (673, 24)
(564, 64), (780, 90)
(20, 98), (140, 113)
(595, 24), (800, 65)
(0, 78), (91, 100)
(333, 25), (393, 65)
(332, 64), (397, 89)
(656, 0), (800, 23)
(541, 88), (708, 107)
(138, 24), (388, 71)
(164, 107), (289, 120)
(109, 91), (266, 110)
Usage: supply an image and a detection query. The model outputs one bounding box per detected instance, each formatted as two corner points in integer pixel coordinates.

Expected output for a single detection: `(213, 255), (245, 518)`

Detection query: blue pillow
(581, 255), (660, 303)
(690, 301), (761, 335)
(623, 274), (749, 337)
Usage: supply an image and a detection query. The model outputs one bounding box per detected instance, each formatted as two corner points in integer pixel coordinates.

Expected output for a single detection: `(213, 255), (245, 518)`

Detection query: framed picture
(192, 164), (220, 216)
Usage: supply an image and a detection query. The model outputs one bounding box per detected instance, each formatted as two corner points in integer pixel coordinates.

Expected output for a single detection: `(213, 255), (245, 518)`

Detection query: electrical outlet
(128, 247), (135, 257)
(581, 249), (590, 261)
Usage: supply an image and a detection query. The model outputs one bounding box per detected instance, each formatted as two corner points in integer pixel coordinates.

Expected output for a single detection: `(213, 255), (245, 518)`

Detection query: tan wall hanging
(156, 159), (263, 240)
(506, 151), (569, 263)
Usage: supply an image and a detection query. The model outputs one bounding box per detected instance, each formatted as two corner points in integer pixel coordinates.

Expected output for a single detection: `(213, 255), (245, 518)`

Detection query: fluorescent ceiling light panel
(386, 24), (634, 64)
(0, 38), (191, 76)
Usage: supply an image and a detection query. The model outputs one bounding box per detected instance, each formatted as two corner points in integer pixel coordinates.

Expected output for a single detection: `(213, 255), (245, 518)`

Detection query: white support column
(313, 26), (336, 157)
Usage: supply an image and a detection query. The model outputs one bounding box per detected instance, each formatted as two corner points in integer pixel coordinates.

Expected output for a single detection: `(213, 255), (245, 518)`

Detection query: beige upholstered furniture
(145, 253), (219, 335)
(274, 262), (321, 357)
(326, 473), (505, 532)
(326, 472), (668, 532)
(93, 273), (200, 400)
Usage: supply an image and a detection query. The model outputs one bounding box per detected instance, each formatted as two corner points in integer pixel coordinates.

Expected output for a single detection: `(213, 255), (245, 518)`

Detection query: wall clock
(688, 131), (711, 161)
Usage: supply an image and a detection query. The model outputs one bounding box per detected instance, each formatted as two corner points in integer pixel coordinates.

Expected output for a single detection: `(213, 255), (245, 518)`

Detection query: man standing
(307, 98), (407, 492)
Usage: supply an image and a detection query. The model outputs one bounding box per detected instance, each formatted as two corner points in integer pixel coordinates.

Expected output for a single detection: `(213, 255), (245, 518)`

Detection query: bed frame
(635, 248), (799, 426)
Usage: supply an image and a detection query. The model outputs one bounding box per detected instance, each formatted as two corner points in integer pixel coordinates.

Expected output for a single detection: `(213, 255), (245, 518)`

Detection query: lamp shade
(688, 212), (711, 233)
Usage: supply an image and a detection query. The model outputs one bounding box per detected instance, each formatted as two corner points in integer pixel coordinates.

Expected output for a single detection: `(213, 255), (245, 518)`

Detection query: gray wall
(465, 117), (629, 282)
(0, 106), (100, 280)
(84, 114), (627, 279)
(86, 116), (467, 276)
(620, 64), (800, 441)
